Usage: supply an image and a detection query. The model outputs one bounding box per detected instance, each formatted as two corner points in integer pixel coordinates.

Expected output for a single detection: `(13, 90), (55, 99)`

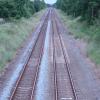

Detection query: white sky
(30, 0), (57, 4)
(44, 0), (57, 4)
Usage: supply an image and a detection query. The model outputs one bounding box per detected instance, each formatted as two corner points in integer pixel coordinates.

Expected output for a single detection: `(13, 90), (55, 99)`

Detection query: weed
(0, 10), (45, 71)
(58, 10), (100, 65)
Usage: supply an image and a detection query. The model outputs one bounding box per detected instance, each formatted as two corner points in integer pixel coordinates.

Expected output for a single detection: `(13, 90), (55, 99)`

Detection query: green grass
(88, 44), (100, 65)
(57, 10), (100, 66)
(0, 9), (45, 71)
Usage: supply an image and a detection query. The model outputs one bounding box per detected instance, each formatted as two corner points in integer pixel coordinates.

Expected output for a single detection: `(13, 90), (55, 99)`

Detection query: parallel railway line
(52, 9), (78, 100)
(0, 8), (80, 100)
(9, 9), (50, 100)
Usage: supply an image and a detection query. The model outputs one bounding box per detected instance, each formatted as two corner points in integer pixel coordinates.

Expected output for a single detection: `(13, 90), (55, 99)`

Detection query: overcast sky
(44, 0), (57, 4)
(30, 0), (57, 5)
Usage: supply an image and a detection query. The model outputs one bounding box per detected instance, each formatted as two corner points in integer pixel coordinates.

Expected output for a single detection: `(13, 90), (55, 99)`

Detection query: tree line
(0, 0), (46, 20)
(56, 0), (100, 24)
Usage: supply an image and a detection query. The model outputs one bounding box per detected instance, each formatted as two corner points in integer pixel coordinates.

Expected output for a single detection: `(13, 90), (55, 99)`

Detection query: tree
(56, 0), (100, 24)
(34, 0), (46, 12)
(0, 0), (46, 19)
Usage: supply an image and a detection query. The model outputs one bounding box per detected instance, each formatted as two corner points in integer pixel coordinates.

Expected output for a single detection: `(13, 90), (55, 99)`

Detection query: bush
(56, 0), (100, 24)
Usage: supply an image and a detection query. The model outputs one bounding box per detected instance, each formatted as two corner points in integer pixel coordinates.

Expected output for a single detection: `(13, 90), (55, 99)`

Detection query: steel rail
(52, 9), (78, 100)
(9, 9), (50, 100)
(30, 9), (52, 100)
(54, 10), (78, 100)
(51, 11), (58, 100)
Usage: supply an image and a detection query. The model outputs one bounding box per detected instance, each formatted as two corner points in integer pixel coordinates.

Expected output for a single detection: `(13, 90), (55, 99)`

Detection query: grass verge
(57, 10), (100, 66)
(0, 9), (45, 71)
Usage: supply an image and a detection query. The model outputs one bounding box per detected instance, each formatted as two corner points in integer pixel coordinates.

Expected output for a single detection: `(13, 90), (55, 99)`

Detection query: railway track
(0, 8), (79, 100)
(0, 7), (100, 100)
(9, 9), (50, 100)
(52, 9), (78, 100)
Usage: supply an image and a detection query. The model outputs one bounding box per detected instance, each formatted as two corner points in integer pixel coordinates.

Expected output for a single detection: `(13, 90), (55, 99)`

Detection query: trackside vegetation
(0, 0), (46, 20)
(0, 0), (46, 71)
(56, 0), (100, 66)
(56, 0), (100, 24)
(0, 8), (46, 71)
(57, 10), (100, 66)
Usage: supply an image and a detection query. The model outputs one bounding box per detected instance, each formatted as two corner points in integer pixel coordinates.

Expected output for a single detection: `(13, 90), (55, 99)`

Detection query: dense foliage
(0, 0), (45, 19)
(56, 1), (100, 64)
(34, 0), (46, 12)
(56, 0), (100, 24)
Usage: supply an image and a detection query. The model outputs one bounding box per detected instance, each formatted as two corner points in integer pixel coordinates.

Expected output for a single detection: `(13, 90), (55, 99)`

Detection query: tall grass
(0, 10), (45, 70)
(58, 10), (100, 65)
